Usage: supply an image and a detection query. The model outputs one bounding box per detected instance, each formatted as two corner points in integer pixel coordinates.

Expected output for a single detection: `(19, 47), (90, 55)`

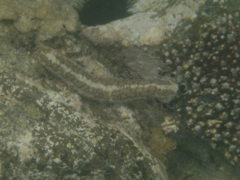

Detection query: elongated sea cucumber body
(35, 48), (178, 103)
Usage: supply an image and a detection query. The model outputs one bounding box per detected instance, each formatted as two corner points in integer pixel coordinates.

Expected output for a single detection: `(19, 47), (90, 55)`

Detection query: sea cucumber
(34, 48), (178, 103)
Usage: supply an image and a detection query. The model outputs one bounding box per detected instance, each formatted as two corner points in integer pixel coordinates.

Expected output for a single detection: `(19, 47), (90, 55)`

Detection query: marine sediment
(34, 48), (178, 103)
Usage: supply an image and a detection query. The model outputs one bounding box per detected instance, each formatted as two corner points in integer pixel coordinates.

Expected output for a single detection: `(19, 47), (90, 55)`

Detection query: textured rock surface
(0, 33), (169, 180)
(1, 0), (240, 179)
(82, 0), (206, 46)
(0, 0), (79, 41)
(0, 36), (169, 179)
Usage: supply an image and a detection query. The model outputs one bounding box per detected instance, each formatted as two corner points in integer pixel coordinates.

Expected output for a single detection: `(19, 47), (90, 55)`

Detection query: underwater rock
(0, 0), (79, 41)
(0, 0), (240, 179)
(82, 0), (206, 46)
(0, 32), (169, 180)
(0, 64), (168, 180)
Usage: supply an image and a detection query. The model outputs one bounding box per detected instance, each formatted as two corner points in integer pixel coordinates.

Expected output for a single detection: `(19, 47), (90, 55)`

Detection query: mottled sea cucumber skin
(35, 48), (178, 103)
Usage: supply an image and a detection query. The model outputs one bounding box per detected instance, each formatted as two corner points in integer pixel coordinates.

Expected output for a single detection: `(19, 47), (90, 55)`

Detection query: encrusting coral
(158, 6), (240, 165)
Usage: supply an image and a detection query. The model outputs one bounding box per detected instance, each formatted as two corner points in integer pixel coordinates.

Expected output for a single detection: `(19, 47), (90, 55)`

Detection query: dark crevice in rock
(78, 0), (130, 26)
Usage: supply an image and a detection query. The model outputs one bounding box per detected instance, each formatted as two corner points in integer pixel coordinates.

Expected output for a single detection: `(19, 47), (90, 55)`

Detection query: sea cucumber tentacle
(34, 48), (178, 103)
